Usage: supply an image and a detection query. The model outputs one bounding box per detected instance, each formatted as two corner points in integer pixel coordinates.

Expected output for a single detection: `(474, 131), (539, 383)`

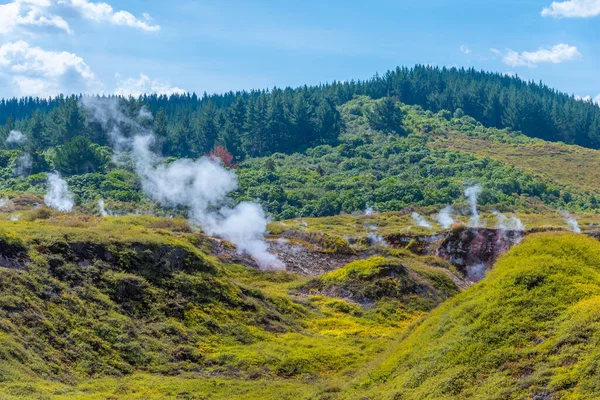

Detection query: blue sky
(0, 0), (599, 101)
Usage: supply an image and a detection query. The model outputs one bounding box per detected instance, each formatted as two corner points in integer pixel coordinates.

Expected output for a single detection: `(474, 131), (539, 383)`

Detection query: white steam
(466, 263), (487, 282)
(80, 97), (282, 270)
(138, 107), (153, 121)
(44, 172), (74, 212)
(365, 224), (387, 247)
(98, 199), (111, 217)
(437, 206), (455, 229)
(6, 130), (26, 145)
(367, 232), (387, 246)
(6, 131), (32, 177)
(493, 211), (524, 231)
(12, 152), (32, 176)
(465, 185), (482, 227)
(365, 205), (374, 216)
(561, 211), (581, 233)
(411, 212), (432, 229)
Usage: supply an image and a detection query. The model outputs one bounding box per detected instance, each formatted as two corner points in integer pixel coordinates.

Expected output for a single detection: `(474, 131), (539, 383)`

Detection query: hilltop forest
(1, 66), (600, 220)
(2, 65), (600, 160)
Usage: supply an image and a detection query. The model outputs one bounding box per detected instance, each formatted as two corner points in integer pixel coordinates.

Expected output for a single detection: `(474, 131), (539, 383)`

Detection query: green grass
(270, 209), (600, 243)
(0, 215), (452, 399)
(432, 129), (600, 197)
(4, 214), (600, 399)
(353, 232), (600, 399)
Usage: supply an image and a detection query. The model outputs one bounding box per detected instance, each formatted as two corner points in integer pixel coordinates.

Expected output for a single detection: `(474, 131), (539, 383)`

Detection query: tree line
(2, 65), (600, 162)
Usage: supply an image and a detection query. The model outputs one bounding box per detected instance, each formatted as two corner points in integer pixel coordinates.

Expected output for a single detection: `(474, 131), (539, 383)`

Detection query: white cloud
(0, 0), (159, 35)
(460, 45), (471, 54)
(114, 73), (185, 97)
(576, 94), (600, 104)
(0, 40), (98, 96)
(0, 0), (71, 35)
(542, 0), (600, 18)
(57, 0), (160, 31)
(493, 44), (582, 67)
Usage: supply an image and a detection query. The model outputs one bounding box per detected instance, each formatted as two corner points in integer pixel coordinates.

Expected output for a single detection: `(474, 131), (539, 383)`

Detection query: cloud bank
(115, 73), (185, 97)
(0, 0), (160, 35)
(492, 44), (582, 68)
(542, 0), (600, 18)
(0, 0), (71, 35)
(0, 40), (98, 96)
(57, 0), (160, 32)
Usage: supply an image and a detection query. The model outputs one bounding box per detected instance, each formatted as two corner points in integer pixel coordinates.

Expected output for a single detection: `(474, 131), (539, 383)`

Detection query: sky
(0, 0), (599, 102)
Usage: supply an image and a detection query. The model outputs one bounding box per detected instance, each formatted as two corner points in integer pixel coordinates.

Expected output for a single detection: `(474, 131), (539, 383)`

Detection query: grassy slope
(270, 210), (600, 240)
(352, 232), (600, 400)
(4, 216), (600, 399)
(431, 127), (600, 197)
(0, 215), (461, 399)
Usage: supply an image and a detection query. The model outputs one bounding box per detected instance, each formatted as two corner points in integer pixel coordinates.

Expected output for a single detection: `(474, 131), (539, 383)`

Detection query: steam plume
(561, 211), (581, 233)
(365, 224), (387, 247)
(465, 185), (482, 227)
(6, 130), (26, 145)
(466, 263), (487, 282)
(437, 206), (455, 229)
(493, 211), (524, 231)
(98, 199), (110, 217)
(12, 152), (32, 176)
(365, 205), (374, 216)
(411, 212), (432, 228)
(80, 97), (282, 270)
(44, 172), (74, 212)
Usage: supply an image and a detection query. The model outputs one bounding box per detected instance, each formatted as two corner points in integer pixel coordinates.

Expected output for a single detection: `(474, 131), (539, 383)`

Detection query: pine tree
(368, 96), (404, 133)
(315, 97), (342, 145)
(63, 98), (86, 141)
(198, 101), (219, 151)
(291, 91), (315, 149)
(27, 109), (48, 151)
(266, 91), (288, 153)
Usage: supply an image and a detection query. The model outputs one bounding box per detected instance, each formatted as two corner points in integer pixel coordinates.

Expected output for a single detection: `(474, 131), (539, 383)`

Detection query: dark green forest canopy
(1, 96), (598, 220)
(2, 65), (600, 159)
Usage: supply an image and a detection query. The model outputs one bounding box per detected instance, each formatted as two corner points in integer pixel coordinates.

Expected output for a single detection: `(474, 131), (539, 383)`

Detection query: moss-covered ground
(3, 212), (600, 399)
(0, 214), (462, 399)
(352, 232), (600, 399)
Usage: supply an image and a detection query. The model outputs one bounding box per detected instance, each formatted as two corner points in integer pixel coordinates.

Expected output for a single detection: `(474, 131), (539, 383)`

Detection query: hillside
(431, 128), (600, 198)
(0, 213), (463, 399)
(2, 66), (600, 151)
(3, 68), (600, 399)
(355, 233), (600, 399)
(3, 212), (600, 398)
(3, 96), (600, 222)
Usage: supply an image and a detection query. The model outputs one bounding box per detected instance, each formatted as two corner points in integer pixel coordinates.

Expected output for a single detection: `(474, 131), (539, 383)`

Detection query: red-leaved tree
(207, 145), (237, 169)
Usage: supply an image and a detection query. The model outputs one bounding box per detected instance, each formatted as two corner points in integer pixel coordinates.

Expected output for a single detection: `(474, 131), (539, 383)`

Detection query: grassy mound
(302, 256), (460, 311)
(0, 216), (466, 399)
(356, 232), (600, 399)
(0, 217), (303, 383)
